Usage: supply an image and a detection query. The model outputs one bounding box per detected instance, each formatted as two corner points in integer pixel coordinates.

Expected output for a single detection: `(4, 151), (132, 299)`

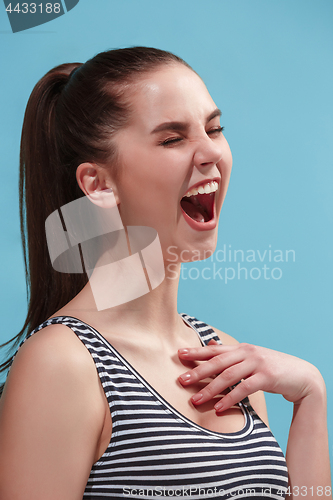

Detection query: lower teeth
(192, 213), (205, 223)
(181, 199), (210, 222)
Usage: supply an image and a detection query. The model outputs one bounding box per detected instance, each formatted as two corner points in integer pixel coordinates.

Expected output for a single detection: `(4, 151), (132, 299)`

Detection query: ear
(76, 162), (120, 208)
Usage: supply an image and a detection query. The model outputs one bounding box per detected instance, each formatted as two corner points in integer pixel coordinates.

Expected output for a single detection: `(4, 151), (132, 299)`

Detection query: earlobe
(76, 162), (119, 208)
(88, 188), (118, 208)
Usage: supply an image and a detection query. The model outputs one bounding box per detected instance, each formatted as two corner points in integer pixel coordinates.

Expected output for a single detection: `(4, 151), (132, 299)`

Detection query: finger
(214, 373), (264, 412)
(189, 360), (256, 405)
(178, 344), (238, 362)
(207, 339), (220, 345)
(178, 349), (246, 386)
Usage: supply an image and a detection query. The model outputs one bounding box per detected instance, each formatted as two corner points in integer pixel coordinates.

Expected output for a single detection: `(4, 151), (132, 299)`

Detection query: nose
(192, 133), (223, 168)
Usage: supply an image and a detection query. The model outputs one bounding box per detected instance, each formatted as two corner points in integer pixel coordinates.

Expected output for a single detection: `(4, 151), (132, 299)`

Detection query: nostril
(194, 144), (223, 168)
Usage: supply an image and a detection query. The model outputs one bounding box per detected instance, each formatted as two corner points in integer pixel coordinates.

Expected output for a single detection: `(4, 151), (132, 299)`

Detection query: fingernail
(179, 373), (191, 383)
(214, 401), (224, 411)
(178, 348), (189, 355)
(191, 393), (203, 404)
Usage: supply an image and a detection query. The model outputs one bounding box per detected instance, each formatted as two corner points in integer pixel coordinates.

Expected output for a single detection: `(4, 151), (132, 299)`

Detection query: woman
(0, 47), (331, 499)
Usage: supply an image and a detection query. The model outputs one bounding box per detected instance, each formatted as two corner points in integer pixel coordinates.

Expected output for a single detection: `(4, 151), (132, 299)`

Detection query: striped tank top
(29, 314), (289, 499)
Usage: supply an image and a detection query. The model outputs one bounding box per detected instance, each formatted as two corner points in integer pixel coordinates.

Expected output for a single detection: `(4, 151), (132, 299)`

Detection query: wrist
(295, 372), (327, 409)
(293, 365), (327, 407)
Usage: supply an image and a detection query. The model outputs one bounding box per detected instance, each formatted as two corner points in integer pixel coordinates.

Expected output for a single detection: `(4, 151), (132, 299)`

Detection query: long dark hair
(0, 47), (190, 394)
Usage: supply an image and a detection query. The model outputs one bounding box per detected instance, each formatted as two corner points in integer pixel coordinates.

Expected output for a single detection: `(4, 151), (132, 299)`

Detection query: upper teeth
(184, 181), (219, 197)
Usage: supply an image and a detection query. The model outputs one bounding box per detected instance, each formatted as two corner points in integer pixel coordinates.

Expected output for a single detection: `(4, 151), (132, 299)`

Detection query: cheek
(117, 170), (180, 226)
(219, 142), (232, 184)
(225, 141), (233, 171)
(120, 149), (188, 206)
(214, 146), (232, 214)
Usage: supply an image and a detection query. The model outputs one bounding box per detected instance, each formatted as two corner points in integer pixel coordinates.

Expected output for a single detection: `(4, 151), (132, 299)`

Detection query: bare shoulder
(3, 323), (99, 399)
(0, 323), (106, 499)
(1, 321), (105, 440)
(208, 324), (269, 427)
(10, 322), (95, 375)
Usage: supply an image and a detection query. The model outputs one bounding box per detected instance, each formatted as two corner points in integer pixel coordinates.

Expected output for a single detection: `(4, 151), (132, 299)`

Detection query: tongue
(181, 199), (207, 223)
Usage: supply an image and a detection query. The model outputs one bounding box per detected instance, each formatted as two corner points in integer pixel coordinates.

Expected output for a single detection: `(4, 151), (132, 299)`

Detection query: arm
(285, 373), (331, 498)
(0, 325), (107, 500)
(178, 342), (332, 499)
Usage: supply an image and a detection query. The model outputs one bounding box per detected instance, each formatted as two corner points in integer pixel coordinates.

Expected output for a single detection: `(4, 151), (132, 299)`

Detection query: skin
(0, 63), (331, 499)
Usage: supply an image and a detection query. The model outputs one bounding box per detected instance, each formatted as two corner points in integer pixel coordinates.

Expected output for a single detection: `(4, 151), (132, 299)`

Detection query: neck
(66, 261), (183, 341)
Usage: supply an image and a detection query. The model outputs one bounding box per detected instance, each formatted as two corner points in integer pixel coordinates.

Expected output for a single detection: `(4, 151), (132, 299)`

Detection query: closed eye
(159, 126), (224, 147)
(207, 126), (224, 136)
(159, 136), (184, 146)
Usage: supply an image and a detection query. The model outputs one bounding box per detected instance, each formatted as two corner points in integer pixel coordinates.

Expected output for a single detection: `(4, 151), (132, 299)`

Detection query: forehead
(128, 64), (217, 130)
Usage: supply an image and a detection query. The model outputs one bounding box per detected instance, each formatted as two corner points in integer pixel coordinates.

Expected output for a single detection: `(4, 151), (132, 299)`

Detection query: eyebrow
(151, 108), (222, 134)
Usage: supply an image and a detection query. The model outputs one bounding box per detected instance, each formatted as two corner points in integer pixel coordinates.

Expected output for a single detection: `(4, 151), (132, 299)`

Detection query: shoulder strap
(180, 313), (253, 411)
(180, 313), (222, 346)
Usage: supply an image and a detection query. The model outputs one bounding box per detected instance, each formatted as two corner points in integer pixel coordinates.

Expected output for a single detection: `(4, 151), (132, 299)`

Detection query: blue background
(1, 0), (332, 470)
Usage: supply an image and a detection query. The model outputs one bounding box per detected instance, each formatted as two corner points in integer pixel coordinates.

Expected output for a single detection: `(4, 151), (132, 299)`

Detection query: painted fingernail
(178, 348), (189, 355)
(179, 373), (191, 383)
(191, 393), (203, 404)
(214, 401), (224, 411)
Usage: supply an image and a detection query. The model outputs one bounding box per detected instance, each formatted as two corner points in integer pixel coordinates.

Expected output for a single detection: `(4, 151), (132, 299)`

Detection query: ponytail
(0, 64), (86, 393)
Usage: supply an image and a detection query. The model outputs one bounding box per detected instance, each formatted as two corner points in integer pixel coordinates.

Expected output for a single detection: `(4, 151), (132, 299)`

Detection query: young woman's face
(112, 63), (232, 263)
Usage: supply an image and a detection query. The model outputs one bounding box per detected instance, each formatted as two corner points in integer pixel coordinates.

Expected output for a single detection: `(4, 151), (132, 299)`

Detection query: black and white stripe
(28, 314), (288, 499)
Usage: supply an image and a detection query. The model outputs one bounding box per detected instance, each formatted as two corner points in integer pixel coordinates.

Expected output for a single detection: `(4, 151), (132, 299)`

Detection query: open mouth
(180, 181), (218, 223)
